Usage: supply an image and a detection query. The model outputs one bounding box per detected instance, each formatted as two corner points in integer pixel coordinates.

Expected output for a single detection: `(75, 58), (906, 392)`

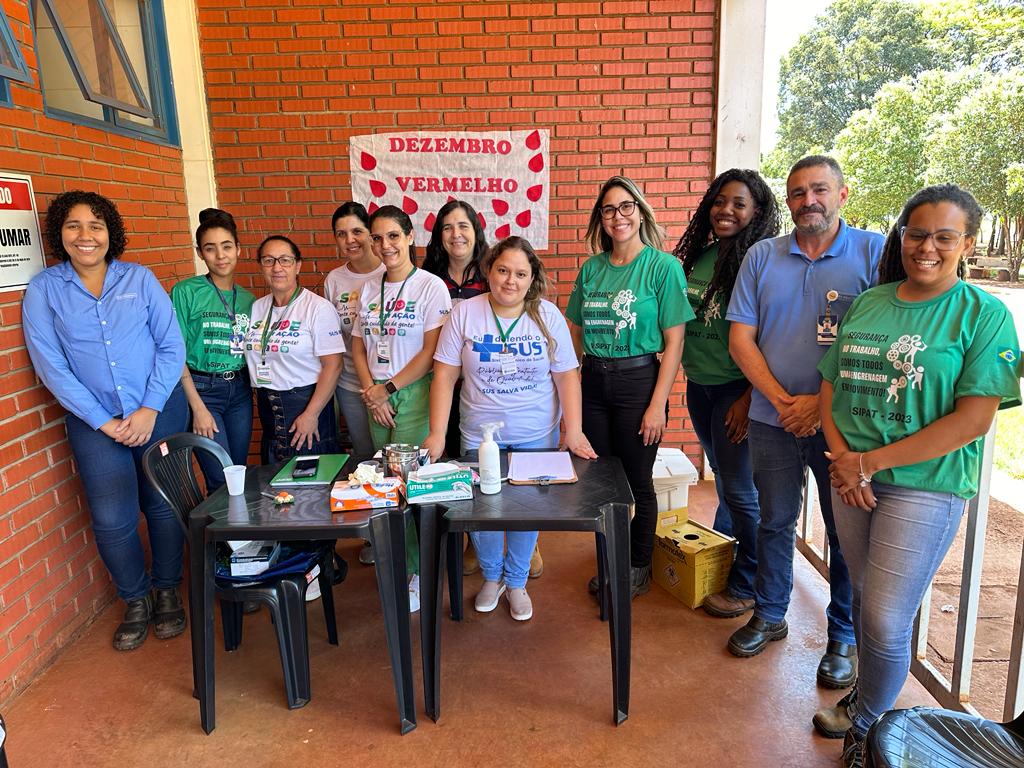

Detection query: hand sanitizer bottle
(478, 421), (503, 495)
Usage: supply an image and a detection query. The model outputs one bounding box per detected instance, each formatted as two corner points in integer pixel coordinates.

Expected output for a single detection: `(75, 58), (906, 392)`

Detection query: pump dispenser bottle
(478, 421), (503, 495)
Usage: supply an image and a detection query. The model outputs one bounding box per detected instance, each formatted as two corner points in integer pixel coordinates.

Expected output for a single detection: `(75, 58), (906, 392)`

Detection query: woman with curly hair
(22, 191), (188, 651)
(672, 168), (780, 619)
(817, 185), (1021, 766)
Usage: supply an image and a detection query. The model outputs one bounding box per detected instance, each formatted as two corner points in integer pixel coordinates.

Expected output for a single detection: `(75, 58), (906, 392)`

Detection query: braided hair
(878, 184), (983, 285)
(672, 169), (780, 317)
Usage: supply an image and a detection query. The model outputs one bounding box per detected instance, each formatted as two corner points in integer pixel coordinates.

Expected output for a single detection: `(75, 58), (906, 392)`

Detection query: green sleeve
(955, 303), (1022, 409)
(656, 254), (696, 329)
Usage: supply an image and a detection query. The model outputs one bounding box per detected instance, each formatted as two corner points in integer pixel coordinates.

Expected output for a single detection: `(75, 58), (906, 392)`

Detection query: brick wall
(196, 0), (718, 462)
(0, 0), (194, 709)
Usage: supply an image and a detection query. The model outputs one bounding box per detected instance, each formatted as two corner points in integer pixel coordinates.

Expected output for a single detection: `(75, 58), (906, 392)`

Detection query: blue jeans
(747, 421), (855, 644)
(833, 483), (965, 736)
(190, 369), (253, 491)
(256, 384), (339, 464)
(686, 378), (760, 599)
(466, 429), (557, 589)
(337, 385), (374, 464)
(64, 384), (189, 602)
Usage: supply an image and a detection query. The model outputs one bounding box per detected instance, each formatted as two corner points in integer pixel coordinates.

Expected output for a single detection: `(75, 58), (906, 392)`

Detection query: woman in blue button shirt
(22, 191), (188, 652)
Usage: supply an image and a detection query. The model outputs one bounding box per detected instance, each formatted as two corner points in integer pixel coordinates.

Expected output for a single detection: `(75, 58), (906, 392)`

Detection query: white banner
(349, 129), (550, 248)
(0, 172), (44, 291)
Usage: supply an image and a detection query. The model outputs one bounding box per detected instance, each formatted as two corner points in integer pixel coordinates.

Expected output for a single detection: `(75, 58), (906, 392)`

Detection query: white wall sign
(349, 129), (550, 248)
(0, 172), (45, 291)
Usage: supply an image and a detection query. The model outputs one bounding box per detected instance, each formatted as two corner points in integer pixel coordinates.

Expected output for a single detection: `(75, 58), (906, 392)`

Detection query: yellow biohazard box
(653, 520), (735, 609)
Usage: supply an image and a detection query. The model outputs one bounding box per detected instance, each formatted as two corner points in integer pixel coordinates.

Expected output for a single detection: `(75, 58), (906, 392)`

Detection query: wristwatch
(384, 379), (399, 395)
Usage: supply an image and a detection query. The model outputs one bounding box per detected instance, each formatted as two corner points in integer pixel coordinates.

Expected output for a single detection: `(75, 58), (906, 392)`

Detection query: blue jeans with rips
(64, 384), (189, 602)
(747, 420), (855, 645)
(833, 483), (965, 736)
(686, 377), (760, 599)
(189, 369), (253, 491)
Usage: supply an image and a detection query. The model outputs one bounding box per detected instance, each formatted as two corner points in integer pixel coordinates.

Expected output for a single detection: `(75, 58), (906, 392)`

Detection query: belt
(189, 367), (245, 381)
(582, 353), (658, 372)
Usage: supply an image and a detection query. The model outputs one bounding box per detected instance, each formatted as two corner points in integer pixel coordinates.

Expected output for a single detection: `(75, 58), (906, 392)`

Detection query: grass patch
(994, 406), (1024, 480)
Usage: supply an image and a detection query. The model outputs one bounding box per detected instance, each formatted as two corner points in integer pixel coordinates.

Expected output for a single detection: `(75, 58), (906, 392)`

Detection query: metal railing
(795, 419), (1024, 721)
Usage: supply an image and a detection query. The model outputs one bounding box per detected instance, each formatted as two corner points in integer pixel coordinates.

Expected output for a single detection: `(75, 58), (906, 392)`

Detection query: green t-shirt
(682, 244), (745, 385)
(171, 274), (256, 373)
(565, 245), (695, 357)
(818, 281), (1021, 498)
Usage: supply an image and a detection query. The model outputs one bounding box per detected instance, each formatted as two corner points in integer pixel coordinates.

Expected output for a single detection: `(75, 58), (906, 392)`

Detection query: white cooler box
(653, 447), (699, 513)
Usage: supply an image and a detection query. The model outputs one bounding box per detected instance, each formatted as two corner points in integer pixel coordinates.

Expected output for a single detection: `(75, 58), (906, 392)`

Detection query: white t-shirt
(434, 294), (579, 447)
(244, 288), (346, 390)
(323, 262), (386, 392)
(353, 267), (451, 382)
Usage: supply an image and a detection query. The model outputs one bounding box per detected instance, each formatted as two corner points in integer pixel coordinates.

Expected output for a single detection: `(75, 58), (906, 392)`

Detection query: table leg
(603, 502), (632, 725)
(446, 532), (464, 621)
(370, 508), (416, 735)
(595, 533), (608, 622)
(188, 513), (216, 734)
(418, 503), (444, 722)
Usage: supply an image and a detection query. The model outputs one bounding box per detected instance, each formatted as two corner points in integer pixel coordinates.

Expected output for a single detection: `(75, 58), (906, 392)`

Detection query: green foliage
(774, 0), (943, 169)
(922, 0), (1024, 71)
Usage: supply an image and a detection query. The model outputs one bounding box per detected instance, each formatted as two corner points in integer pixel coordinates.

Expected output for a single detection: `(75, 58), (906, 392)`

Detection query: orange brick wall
(0, 0), (194, 709)
(197, 0), (719, 462)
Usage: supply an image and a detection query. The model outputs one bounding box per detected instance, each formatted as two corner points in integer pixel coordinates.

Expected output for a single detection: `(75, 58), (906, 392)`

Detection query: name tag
(256, 364), (272, 385)
(376, 339), (391, 364)
(495, 353), (517, 376)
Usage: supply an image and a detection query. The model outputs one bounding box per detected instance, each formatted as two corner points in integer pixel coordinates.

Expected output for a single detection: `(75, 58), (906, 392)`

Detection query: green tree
(923, 0), (1024, 71)
(927, 72), (1024, 281)
(833, 70), (977, 229)
(774, 0), (943, 169)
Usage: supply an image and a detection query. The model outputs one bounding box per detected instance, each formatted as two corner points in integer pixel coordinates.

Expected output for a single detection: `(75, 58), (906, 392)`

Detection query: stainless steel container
(383, 443), (420, 483)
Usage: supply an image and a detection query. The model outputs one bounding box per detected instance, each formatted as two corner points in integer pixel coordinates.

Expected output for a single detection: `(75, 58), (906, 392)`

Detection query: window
(33, 0), (177, 144)
(0, 4), (32, 92)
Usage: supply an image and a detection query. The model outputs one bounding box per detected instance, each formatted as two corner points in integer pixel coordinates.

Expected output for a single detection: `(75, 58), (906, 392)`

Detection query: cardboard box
(653, 447), (698, 513)
(229, 540), (281, 576)
(404, 466), (474, 503)
(653, 521), (735, 609)
(330, 478), (402, 512)
(655, 506), (688, 536)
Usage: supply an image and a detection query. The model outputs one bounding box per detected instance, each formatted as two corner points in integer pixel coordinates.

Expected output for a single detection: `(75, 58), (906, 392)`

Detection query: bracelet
(858, 452), (873, 487)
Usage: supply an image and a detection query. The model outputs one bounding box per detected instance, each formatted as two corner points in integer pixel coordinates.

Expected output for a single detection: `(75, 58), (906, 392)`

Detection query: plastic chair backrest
(142, 433), (233, 532)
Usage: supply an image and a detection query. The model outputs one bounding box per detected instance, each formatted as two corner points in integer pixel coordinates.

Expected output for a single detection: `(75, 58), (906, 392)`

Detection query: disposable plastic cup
(224, 465), (247, 496)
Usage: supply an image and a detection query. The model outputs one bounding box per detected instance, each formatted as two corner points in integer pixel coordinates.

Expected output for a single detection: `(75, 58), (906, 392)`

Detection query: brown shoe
(813, 688), (856, 739)
(529, 542), (543, 579)
(463, 538), (480, 576)
(703, 589), (755, 618)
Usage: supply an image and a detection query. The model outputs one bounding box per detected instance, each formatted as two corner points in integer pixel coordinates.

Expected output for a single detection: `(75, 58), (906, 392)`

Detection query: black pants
(581, 360), (662, 567)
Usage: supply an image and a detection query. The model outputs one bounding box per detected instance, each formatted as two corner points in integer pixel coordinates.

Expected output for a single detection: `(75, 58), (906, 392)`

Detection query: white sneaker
(474, 580), (506, 612)
(507, 587), (533, 621)
(408, 574), (420, 613)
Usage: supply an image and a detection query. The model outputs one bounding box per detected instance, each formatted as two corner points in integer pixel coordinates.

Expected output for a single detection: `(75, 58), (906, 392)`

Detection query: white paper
(507, 451), (575, 483)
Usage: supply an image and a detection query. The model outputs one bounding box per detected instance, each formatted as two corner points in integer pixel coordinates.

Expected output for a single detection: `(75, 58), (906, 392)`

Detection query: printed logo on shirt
(116, 292), (137, 301)
(470, 333), (544, 362)
(998, 348), (1018, 364)
(884, 334), (927, 404)
(611, 289), (637, 338)
(702, 293), (721, 328)
(367, 298), (417, 314)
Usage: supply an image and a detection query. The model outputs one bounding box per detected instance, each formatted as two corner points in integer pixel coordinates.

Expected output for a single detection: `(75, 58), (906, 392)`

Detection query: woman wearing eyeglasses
(566, 176), (695, 599)
(243, 235), (344, 463)
(816, 185), (1021, 767)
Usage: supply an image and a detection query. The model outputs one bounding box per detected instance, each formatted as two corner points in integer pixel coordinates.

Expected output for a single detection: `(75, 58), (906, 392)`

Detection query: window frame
(0, 4), (33, 86)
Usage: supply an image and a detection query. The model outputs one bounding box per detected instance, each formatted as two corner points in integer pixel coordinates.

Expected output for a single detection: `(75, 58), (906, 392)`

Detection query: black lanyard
(206, 275), (237, 324)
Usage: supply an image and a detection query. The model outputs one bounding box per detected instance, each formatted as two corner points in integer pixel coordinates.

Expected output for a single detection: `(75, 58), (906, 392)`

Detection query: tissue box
(404, 465), (474, 503)
(229, 540), (281, 576)
(330, 477), (402, 511)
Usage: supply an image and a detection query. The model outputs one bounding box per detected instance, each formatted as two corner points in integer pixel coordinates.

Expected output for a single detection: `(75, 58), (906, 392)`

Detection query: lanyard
(205, 275), (237, 324)
(260, 286), (302, 363)
(378, 267), (417, 333)
(489, 300), (524, 353)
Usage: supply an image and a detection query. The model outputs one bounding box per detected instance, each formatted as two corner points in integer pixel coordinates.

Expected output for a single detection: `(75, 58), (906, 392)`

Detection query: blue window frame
(0, 4), (32, 89)
(32, 0), (178, 146)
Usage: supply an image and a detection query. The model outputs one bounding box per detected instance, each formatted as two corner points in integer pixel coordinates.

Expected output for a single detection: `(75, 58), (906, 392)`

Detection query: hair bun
(199, 208), (235, 227)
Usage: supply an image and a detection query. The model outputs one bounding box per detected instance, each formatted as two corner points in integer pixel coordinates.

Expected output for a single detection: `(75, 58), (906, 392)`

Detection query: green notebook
(269, 454), (350, 487)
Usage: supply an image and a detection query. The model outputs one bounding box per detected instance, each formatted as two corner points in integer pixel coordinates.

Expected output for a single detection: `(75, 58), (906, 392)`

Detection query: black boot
(629, 564), (651, 599)
(113, 594), (153, 651)
(153, 587), (186, 640)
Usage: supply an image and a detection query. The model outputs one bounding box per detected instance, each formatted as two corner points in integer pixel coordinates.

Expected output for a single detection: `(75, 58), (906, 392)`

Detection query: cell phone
(291, 457), (319, 478)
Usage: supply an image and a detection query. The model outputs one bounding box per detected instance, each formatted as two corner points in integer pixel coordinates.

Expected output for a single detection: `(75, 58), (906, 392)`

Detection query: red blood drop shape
(477, 212), (487, 230)
(526, 184), (543, 202)
(402, 196), (418, 214)
(360, 151), (377, 171)
(525, 129), (541, 150)
(447, 196), (456, 202)
(368, 202), (379, 214)
(528, 153), (544, 172)
(424, 213), (436, 232)
(495, 224), (511, 239)
(369, 179), (386, 197)
(515, 209), (532, 227)
(492, 199), (509, 216)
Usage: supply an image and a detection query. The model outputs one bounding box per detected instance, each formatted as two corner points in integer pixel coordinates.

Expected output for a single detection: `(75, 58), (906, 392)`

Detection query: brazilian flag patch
(998, 348), (1019, 363)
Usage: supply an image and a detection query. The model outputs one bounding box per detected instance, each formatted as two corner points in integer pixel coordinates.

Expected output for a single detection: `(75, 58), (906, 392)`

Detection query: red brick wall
(197, 0), (719, 460)
(0, 0), (194, 709)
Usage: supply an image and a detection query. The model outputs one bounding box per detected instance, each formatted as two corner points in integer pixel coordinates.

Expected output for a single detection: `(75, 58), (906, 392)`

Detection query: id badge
(229, 333), (245, 356)
(495, 353), (517, 376)
(255, 364), (273, 386)
(817, 314), (837, 345)
(376, 338), (391, 364)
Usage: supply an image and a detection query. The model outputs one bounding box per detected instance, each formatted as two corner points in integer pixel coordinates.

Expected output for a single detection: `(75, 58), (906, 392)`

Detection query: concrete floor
(4, 481), (936, 768)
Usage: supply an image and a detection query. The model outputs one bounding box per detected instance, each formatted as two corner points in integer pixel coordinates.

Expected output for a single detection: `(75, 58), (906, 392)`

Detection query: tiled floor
(5, 482), (935, 767)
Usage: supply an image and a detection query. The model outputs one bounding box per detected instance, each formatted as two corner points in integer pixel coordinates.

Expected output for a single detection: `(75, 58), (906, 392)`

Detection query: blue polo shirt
(726, 220), (884, 427)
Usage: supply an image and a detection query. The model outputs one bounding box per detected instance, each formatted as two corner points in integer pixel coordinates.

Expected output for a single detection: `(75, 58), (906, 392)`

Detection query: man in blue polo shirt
(724, 156), (884, 694)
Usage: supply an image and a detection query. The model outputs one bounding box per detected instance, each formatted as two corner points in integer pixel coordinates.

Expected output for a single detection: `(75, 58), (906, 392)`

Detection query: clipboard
(269, 453), (350, 487)
(507, 451), (578, 485)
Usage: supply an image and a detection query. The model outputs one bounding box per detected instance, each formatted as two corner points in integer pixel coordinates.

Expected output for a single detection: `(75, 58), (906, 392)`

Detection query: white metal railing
(795, 418), (1024, 721)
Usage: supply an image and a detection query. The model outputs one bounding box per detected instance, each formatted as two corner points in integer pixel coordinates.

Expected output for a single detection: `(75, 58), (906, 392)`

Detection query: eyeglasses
(899, 227), (965, 252)
(599, 200), (637, 219)
(259, 255), (297, 267)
